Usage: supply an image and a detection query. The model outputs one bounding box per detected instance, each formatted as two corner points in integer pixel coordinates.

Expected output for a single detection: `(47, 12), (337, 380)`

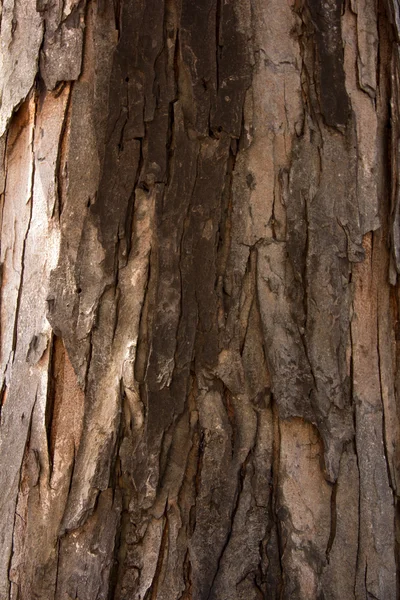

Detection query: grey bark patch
(26, 333), (48, 365)
(39, 0), (87, 89)
(0, 0), (43, 136)
(40, 22), (85, 90)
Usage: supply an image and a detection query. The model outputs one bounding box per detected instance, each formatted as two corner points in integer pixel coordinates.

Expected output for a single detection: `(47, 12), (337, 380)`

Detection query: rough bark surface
(0, 0), (399, 599)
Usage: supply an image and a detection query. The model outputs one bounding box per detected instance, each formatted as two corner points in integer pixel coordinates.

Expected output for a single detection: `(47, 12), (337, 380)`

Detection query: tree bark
(0, 0), (399, 598)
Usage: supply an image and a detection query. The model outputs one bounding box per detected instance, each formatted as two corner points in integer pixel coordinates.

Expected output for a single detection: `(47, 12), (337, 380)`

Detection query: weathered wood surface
(0, 0), (399, 598)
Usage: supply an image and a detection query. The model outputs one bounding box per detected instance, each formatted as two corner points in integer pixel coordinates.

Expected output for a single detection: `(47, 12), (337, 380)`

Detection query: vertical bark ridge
(0, 0), (399, 599)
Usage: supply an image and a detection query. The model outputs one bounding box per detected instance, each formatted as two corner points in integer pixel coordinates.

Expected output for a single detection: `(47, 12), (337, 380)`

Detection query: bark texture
(0, 0), (399, 598)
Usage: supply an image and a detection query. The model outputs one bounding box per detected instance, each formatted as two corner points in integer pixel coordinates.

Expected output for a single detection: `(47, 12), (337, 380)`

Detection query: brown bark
(0, 0), (399, 598)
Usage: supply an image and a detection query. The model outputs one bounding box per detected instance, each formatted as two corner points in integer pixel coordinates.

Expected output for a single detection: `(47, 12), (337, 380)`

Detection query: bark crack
(6, 395), (36, 595)
(325, 478), (338, 563)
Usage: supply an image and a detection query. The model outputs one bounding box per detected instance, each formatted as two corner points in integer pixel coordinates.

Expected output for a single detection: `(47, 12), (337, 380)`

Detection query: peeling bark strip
(0, 0), (399, 599)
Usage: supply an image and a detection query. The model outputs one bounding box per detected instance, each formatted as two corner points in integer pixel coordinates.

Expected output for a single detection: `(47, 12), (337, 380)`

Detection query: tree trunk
(0, 0), (399, 598)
